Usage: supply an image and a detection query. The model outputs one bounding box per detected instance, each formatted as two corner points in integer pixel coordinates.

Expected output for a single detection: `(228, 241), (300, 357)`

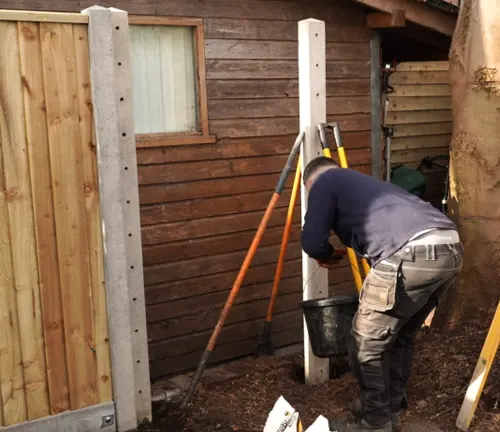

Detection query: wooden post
(456, 302), (500, 431)
(84, 5), (151, 431)
(299, 18), (330, 385)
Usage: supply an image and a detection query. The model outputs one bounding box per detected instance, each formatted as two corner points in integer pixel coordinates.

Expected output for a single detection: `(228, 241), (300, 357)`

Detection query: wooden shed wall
(5, 0), (374, 378)
(385, 61), (451, 208)
(140, 0), (373, 378)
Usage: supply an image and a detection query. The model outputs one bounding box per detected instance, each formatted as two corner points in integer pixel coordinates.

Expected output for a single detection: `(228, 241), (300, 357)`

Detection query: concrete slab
(151, 388), (183, 404)
(1, 401), (115, 432)
(201, 367), (239, 386)
(169, 374), (197, 392)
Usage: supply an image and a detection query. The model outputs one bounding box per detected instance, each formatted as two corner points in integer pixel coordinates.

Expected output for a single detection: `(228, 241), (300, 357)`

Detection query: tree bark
(438, 0), (500, 329)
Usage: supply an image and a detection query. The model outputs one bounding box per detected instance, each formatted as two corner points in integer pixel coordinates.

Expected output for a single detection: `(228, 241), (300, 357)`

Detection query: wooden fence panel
(19, 20), (70, 415)
(41, 20), (99, 411)
(385, 61), (451, 207)
(0, 20), (49, 421)
(0, 17), (112, 425)
(73, 22), (113, 405)
(0, 25), (28, 425)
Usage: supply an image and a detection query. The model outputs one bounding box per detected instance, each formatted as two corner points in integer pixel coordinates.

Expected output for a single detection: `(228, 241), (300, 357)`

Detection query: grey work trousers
(348, 242), (463, 427)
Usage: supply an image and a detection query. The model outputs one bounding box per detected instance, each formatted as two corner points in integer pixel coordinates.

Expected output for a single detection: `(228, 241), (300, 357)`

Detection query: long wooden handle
(182, 132), (305, 408)
(266, 158), (302, 322)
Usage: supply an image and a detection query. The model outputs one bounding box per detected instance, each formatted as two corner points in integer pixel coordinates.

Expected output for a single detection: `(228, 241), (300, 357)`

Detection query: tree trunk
(438, 0), (500, 329)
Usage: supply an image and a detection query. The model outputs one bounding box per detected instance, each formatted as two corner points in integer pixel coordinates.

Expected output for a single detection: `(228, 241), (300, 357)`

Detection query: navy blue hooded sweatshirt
(301, 168), (457, 266)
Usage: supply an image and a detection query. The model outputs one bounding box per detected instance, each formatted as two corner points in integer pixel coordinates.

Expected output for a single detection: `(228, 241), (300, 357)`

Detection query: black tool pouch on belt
(359, 266), (399, 312)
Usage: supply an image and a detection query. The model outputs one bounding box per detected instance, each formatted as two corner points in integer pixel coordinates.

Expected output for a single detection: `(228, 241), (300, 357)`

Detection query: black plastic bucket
(300, 294), (359, 358)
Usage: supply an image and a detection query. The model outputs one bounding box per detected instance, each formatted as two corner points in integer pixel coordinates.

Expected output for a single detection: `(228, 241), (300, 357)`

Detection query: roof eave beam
(352, 0), (456, 36)
(367, 9), (406, 29)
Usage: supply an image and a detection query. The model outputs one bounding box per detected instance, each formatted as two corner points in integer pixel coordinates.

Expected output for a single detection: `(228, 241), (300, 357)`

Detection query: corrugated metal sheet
(416, 0), (459, 13)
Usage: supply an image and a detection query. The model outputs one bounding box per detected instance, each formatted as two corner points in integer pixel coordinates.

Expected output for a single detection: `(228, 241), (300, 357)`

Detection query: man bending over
(301, 157), (463, 432)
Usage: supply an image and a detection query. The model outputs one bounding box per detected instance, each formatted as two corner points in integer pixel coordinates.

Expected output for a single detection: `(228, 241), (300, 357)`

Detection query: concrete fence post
(83, 5), (151, 430)
(298, 18), (330, 385)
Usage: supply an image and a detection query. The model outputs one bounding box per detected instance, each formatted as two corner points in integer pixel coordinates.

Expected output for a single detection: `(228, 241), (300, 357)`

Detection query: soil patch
(140, 312), (499, 432)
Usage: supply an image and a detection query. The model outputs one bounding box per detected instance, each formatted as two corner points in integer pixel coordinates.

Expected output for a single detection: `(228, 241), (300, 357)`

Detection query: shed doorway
(378, 26), (452, 211)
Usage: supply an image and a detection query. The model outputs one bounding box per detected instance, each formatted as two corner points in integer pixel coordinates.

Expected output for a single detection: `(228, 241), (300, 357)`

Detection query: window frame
(128, 15), (214, 147)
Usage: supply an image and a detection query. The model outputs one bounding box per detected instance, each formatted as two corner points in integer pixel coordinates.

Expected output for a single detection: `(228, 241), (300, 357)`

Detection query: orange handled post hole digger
(180, 131), (305, 408)
(255, 123), (366, 356)
(255, 127), (336, 356)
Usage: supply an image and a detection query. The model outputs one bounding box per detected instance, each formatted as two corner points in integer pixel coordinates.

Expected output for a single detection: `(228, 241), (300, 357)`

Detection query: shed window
(129, 17), (212, 145)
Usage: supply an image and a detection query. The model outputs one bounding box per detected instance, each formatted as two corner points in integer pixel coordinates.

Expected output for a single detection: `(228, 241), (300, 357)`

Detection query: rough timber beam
(353, 0), (456, 36)
(367, 9), (406, 28)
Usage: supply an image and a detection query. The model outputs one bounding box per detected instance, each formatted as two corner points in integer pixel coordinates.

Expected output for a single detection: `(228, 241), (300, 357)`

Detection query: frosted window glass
(130, 25), (198, 134)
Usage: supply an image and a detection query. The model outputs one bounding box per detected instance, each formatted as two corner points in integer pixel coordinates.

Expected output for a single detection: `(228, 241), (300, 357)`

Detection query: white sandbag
(263, 396), (303, 432)
(304, 415), (330, 432)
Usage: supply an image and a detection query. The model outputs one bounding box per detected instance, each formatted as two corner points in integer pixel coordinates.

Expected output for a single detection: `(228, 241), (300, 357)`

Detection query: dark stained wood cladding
(136, 132), (372, 165)
(8, 0), (370, 24)
(205, 40), (370, 60)
(206, 61), (370, 79)
(210, 115), (372, 137)
(15, 0), (373, 377)
(204, 17), (371, 42)
(207, 79), (370, 99)
(208, 97), (371, 118)
(140, 0), (371, 377)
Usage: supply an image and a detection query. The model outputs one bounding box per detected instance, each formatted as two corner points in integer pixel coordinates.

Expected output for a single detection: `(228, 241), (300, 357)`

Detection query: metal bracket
(325, 122), (343, 149)
(316, 123), (330, 153)
(382, 64), (394, 94)
(102, 414), (115, 428)
(382, 126), (394, 138)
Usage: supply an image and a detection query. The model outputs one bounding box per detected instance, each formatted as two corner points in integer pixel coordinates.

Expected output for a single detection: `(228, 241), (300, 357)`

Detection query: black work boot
(329, 417), (393, 432)
(350, 400), (402, 432)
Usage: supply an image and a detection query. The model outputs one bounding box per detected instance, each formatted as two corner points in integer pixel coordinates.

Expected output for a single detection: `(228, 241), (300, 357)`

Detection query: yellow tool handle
(346, 249), (363, 292)
(334, 128), (371, 285)
(322, 145), (363, 291)
(337, 146), (349, 169)
(361, 259), (371, 278)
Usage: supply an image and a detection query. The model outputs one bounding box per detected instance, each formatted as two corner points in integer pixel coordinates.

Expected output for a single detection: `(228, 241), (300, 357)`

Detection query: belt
(407, 229), (460, 246)
(391, 242), (463, 262)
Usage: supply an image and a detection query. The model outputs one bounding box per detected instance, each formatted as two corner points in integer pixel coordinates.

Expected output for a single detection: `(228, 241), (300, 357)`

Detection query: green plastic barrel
(390, 165), (427, 197)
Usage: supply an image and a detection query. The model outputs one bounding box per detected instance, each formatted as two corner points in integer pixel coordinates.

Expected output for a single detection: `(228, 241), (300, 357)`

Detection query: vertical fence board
(73, 23), (113, 403)
(18, 20), (70, 415)
(0, 21), (50, 421)
(40, 22), (98, 410)
(0, 24), (27, 426)
(0, 106), (26, 428)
